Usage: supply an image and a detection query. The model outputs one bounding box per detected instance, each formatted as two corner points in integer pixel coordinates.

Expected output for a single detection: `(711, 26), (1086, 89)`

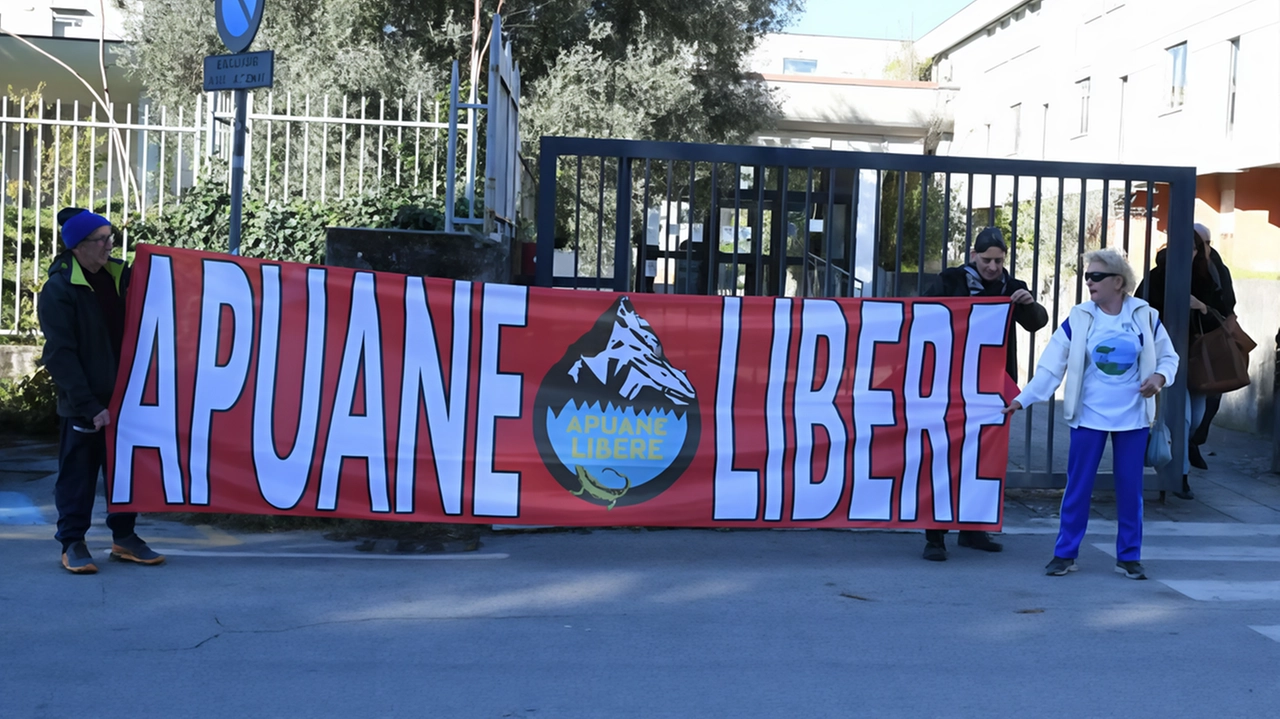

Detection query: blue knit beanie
(61, 212), (112, 250)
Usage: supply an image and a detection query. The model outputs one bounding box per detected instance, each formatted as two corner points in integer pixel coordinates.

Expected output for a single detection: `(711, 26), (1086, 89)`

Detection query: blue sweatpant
(1056, 427), (1149, 563)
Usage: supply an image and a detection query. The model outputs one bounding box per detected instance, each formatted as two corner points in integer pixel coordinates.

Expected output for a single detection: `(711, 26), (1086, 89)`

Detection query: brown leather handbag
(1223, 313), (1257, 353)
(1188, 310), (1252, 393)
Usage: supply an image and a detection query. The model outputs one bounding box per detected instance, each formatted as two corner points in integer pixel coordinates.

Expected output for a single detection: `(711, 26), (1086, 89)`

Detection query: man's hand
(1010, 289), (1034, 305)
(1001, 400), (1023, 416)
(92, 409), (110, 430)
(1139, 374), (1166, 398)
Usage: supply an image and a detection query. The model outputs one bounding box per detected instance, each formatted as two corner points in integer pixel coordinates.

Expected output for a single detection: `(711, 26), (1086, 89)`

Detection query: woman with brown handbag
(1135, 226), (1229, 500)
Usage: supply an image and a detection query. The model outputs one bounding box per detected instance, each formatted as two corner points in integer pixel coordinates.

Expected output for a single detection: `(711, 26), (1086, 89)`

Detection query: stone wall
(0, 346), (41, 379)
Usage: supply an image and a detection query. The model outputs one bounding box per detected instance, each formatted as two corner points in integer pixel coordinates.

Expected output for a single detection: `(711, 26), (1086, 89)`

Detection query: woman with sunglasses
(1002, 248), (1179, 580)
(1135, 225), (1229, 500)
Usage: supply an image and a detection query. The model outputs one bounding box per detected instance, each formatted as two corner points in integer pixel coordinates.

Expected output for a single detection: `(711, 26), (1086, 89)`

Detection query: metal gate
(534, 137), (1198, 492)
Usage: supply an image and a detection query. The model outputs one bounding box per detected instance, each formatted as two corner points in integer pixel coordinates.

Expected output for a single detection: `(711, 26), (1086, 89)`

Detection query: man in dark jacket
(39, 210), (165, 574)
(918, 226), (1049, 561)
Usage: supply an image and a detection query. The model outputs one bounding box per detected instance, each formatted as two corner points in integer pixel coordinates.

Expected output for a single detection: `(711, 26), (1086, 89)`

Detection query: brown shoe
(61, 541), (99, 574)
(110, 535), (166, 565)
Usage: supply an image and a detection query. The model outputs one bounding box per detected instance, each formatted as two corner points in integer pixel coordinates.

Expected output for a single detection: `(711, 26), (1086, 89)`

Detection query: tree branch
(0, 19), (142, 216)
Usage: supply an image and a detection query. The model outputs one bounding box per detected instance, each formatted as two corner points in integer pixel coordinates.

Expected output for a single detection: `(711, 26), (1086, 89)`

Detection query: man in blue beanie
(39, 210), (164, 573)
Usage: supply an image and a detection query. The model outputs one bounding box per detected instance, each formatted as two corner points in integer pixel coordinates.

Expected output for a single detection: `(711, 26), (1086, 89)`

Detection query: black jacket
(925, 265), (1049, 380)
(1136, 248), (1229, 339)
(38, 253), (131, 423)
(1207, 247), (1236, 316)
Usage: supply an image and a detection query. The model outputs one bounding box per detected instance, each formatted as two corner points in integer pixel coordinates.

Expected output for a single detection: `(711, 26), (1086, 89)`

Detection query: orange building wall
(1132, 170), (1280, 278)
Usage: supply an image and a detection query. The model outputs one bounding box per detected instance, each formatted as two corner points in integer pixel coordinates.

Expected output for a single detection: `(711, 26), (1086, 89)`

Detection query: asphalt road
(3, 522), (1279, 719)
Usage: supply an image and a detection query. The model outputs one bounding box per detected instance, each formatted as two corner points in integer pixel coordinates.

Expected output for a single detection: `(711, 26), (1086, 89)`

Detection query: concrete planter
(324, 227), (512, 284)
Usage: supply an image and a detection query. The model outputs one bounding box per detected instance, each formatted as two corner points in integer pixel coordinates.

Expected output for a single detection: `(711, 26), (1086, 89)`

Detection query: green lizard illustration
(572, 465), (631, 510)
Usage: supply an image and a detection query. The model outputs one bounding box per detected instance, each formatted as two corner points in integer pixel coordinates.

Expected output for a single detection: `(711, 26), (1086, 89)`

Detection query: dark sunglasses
(1084, 271), (1119, 283)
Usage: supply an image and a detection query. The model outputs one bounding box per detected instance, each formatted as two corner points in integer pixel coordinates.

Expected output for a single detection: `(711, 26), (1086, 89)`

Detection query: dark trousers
(54, 419), (135, 549)
(925, 529), (986, 543)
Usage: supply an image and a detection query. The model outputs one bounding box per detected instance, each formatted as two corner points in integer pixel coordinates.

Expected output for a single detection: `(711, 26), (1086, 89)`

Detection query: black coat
(37, 252), (131, 423)
(1136, 248), (1230, 339)
(1207, 247), (1236, 316)
(924, 265), (1049, 380)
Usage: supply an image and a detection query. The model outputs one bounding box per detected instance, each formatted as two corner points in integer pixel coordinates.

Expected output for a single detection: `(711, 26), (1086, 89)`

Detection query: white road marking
(1091, 543), (1280, 562)
(1005, 521), (1280, 537)
(107, 548), (509, 561)
(1249, 626), (1280, 643)
(1158, 580), (1280, 602)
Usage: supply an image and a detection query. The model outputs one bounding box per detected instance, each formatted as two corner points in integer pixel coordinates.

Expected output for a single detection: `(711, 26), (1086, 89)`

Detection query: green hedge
(0, 367), (58, 435)
(127, 175), (472, 265)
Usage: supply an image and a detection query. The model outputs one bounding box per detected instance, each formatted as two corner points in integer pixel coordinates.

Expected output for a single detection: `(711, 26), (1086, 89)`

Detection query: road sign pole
(228, 88), (249, 256)
(212, 0), (267, 256)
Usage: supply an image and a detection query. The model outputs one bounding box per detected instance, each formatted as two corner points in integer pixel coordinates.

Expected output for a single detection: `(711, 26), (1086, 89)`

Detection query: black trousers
(1191, 393), (1222, 446)
(925, 530), (986, 543)
(54, 419), (135, 549)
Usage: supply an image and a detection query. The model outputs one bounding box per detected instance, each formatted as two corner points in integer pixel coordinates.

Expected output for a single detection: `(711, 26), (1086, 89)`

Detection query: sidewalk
(1003, 400), (1280, 527)
(2, 424), (1278, 539)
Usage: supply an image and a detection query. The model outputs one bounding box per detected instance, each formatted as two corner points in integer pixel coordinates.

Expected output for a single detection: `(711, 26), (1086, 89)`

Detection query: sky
(786, 0), (974, 40)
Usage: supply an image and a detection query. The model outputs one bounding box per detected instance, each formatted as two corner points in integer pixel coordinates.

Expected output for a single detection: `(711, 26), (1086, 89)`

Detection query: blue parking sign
(215, 0), (265, 54)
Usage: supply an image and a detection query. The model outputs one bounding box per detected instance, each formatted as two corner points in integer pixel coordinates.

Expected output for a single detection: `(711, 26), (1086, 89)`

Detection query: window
(1168, 42), (1188, 109)
(1011, 103), (1023, 155)
(782, 58), (817, 75)
(1041, 104), (1050, 158)
(1077, 78), (1091, 135)
(1226, 38), (1239, 136)
(51, 7), (92, 37)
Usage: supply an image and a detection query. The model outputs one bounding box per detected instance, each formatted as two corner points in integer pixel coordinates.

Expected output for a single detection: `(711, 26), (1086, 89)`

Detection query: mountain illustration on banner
(566, 297), (697, 407)
(534, 297), (701, 510)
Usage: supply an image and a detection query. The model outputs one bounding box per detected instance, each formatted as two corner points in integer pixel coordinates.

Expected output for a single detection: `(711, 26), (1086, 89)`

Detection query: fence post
(1159, 170), (1197, 493)
(613, 157), (633, 292)
(1273, 327), (1280, 475)
(446, 62), (460, 233)
(535, 137), (559, 287)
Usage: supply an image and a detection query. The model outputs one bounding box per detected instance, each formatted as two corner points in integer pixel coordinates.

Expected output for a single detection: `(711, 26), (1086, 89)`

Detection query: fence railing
(534, 136), (1199, 492)
(0, 89), (471, 335)
(206, 90), (459, 206)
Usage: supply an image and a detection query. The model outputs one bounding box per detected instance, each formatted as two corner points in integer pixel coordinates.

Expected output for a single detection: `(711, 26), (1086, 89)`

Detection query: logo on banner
(533, 297), (700, 509)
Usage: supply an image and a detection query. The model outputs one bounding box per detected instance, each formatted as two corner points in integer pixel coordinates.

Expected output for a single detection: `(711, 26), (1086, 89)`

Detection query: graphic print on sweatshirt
(1091, 326), (1139, 381)
(1080, 310), (1146, 431)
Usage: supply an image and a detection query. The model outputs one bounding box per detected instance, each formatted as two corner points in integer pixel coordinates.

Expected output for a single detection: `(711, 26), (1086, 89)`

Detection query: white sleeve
(1151, 314), (1180, 386)
(1015, 324), (1070, 407)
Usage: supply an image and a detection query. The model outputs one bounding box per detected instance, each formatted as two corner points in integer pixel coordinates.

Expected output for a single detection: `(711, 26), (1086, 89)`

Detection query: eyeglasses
(83, 231), (115, 245)
(1084, 271), (1119, 283)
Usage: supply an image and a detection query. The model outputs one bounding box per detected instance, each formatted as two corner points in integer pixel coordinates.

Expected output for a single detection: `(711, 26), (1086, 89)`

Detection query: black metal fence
(534, 137), (1198, 491)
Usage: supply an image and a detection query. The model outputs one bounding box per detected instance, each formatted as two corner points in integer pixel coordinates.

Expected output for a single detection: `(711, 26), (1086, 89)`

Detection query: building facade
(918, 0), (1279, 432)
(747, 33), (955, 154)
(918, 0), (1280, 276)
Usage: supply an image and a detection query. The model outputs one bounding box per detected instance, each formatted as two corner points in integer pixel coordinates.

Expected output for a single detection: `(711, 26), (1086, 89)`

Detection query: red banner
(106, 245), (1015, 529)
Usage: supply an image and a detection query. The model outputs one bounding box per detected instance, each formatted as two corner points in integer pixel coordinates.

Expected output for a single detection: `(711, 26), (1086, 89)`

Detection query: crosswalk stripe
(1007, 521), (1280, 537)
(1090, 543), (1280, 562)
(1249, 626), (1280, 643)
(1158, 580), (1280, 602)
